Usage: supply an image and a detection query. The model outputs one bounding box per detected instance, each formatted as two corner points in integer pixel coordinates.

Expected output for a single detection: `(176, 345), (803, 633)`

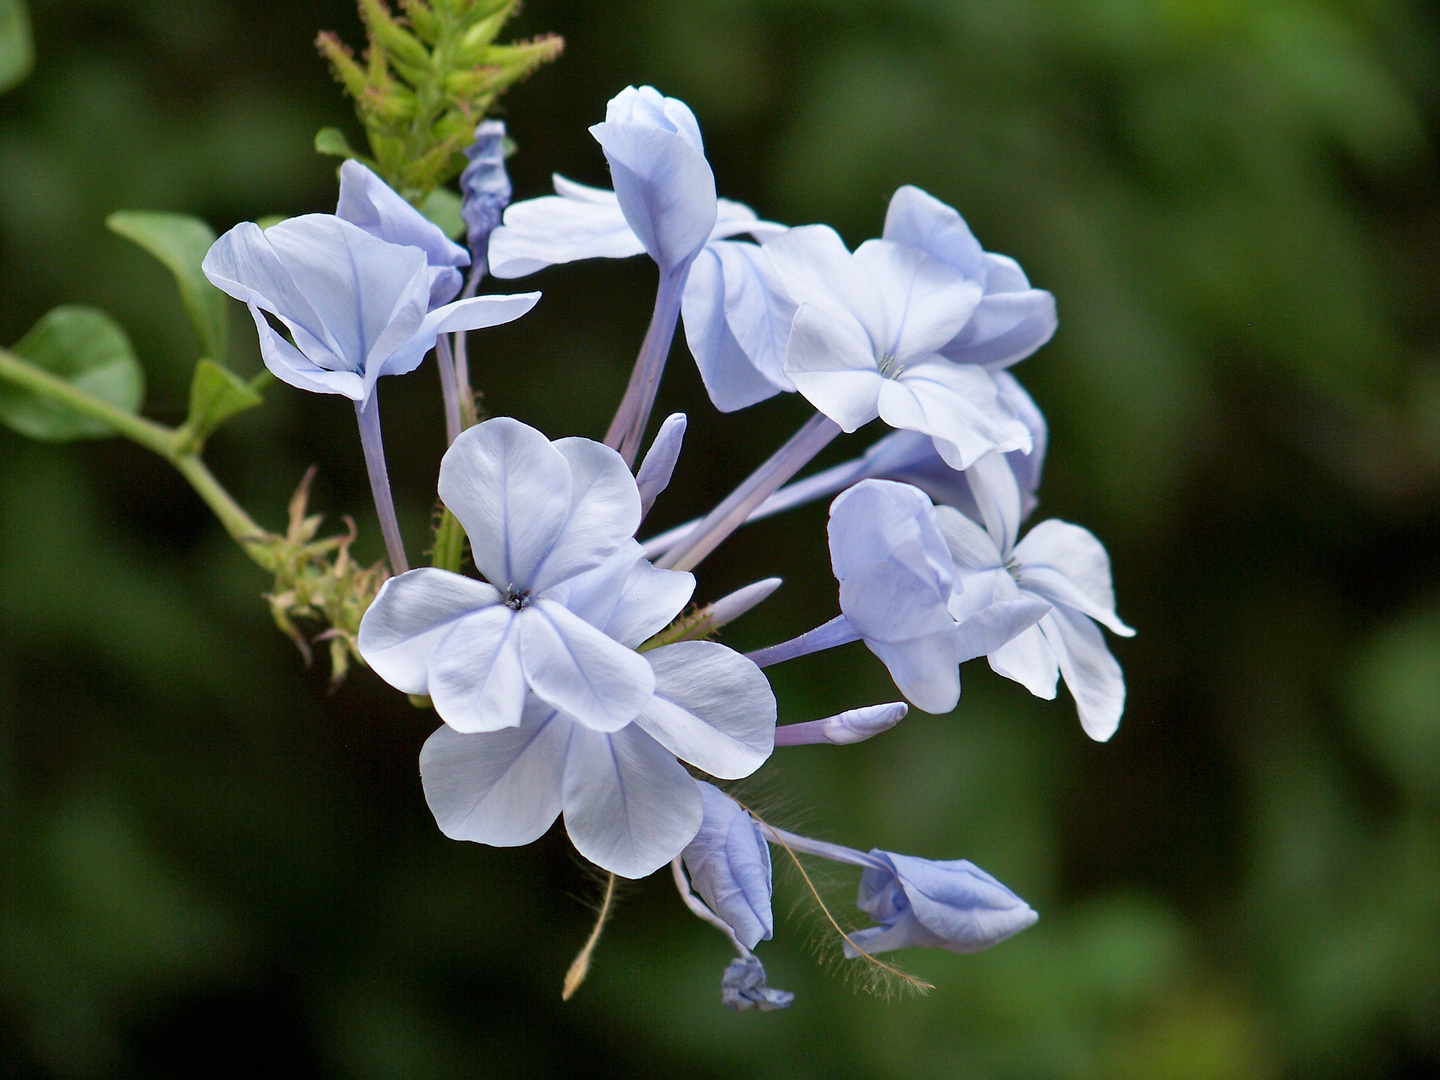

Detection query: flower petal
(828, 479), (954, 593)
(987, 623), (1059, 699)
(879, 357), (1031, 470)
(203, 222), (339, 362)
(634, 641), (775, 779)
(683, 782), (774, 948)
(533, 436), (642, 593)
(244, 301), (365, 399)
(547, 541), (694, 648)
(933, 505), (1005, 572)
(1041, 606), (1126, 742)
(357, 568), (502, 695)
(379, 291), (541, 382)
(437, 417), (572, 589)
(784, 303), (883, 433)
(263, 215), (431, 373)
(562, 723), (702, 878)
(867, 631), (963, 715)
(682, 246), (789, 412)
(590, 121), (717, 272)
(427, 605), (528, 733)
(881, 185), (986, 281)
(715, 240), (796, 393)
(419, 703), (569, 846)
(487, 184), (643, 278)
(956, 597), (1051, 663)
(940, 254), (1057, 369)
(1013, 519), (1134, 635)
(764, 225), (880, 331)
(521, 600), (656, 732)
(852, 239), (983, 361)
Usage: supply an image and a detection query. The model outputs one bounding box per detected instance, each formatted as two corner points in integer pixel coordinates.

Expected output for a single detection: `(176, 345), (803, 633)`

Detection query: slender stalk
(744, 614), (859, 669)
(604, 266), (687, 468)
(657, 412), (841, 573)
(0, 346), (276, 569)
(641, 452), (872, 559)
(451, 263), (484, 429)
(435, 336), (462, 446)
(353, 394), (410, 574)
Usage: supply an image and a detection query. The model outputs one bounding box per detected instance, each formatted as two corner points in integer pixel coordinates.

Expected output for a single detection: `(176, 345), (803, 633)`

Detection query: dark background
(3, 1), (1440, 1076)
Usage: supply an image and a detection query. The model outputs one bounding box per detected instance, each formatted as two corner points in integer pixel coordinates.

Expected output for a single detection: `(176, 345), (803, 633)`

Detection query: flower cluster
(208, 85), (1131, 1008)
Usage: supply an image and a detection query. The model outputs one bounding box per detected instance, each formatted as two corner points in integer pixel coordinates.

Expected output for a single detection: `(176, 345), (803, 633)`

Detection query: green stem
(0, 345), (278, 570)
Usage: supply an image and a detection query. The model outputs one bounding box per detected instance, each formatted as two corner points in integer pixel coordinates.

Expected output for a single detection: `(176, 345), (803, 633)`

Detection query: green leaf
(418, 187), (465, 240)
(315, 126), (362, 159)
(180, 359), (263, 449)
(0, 0), (34, 94)
(106, 211), (229, 364)
(0, 306), (144, 441)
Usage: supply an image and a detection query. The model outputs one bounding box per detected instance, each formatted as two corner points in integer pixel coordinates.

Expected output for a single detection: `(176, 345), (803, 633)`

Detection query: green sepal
(0, 306), (144, 441)
(106, 210), (229, 364)
(173, 358), (264, 454)
(419, 187), (465, 240)
(0, 0), (34, 95)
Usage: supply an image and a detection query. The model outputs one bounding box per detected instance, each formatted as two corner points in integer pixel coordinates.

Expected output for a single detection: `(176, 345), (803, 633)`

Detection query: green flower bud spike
(317, 0), (562, 201)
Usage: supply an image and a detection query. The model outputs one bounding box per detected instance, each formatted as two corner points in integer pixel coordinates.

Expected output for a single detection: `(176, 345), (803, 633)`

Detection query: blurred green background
(3, 0), (1440, 1076)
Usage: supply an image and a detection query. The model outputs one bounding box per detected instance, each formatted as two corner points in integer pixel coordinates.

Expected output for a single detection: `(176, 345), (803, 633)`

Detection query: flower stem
(604, 266), (687, 468)
(657, 411), (841, 573)
(744, 614), (859, 668)
(353, 393), (409, 574)
(435, 335), (462, 446)
(450, 262), (484, 430)
(0, 345), (277, 569)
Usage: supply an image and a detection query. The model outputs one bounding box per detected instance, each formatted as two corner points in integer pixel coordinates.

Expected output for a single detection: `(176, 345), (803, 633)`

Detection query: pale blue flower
(357, 417), (664, 733)
(336, 160), (470, 308)
(881, 185), (1057, 370)
(847, 851), (1038, 956)
(766, 827), (1037, 957)
(459, 119), (512, 271)
(764, 224), (1034, 470)
(682, 782), (773, 949)
(936, 458), (1136, 741)
(202, 214), (537, 404)
(486, 86), (789, 417)
(829, 479), (1047, 713)
(412, 541), (776, 879)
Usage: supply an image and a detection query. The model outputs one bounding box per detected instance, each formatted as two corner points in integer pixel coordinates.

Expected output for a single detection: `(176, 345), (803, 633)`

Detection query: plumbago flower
(487, 85), (791, 430)
(357, 418), (776, 877)
(202, 213), (537, 407)
(203, 195), (540, 575)
(935, 455), (1136, 741)
(765, 223), (1033, 472)
(745, 479), (1047, 715)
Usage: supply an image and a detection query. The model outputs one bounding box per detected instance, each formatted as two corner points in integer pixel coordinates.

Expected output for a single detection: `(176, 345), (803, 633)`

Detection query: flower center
(876, 353), (905, 379)
(1004, 556), (1022, 581)
(505, 587), (532, 611)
